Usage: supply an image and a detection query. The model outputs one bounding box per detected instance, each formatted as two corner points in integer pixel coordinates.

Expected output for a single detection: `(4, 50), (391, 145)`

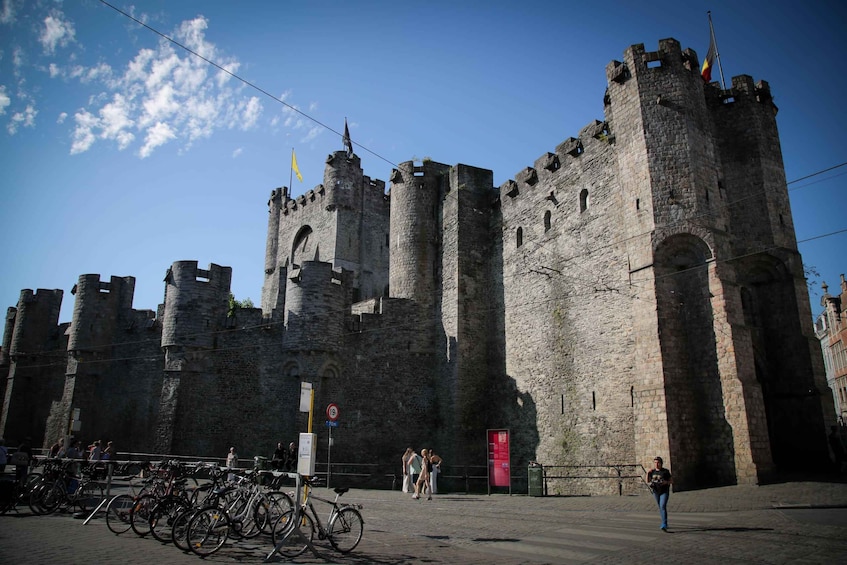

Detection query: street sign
(326, 420), (339, 427)
(326, 403), (340, 421)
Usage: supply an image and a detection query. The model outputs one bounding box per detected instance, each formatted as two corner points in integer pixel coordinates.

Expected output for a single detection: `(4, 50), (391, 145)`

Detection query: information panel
(487, 428), (511, 491)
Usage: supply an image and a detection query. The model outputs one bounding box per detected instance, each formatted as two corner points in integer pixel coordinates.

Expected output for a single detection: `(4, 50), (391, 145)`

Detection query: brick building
(816, 275), (847, 424)
(0, 38), (834, 492)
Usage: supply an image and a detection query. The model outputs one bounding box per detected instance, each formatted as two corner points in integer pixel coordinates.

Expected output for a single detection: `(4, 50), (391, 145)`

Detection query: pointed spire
(343, 118), (353, 158)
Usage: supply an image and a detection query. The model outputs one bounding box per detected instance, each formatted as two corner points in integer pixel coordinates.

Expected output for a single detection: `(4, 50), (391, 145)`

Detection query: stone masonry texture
(0, 38), (834, 493)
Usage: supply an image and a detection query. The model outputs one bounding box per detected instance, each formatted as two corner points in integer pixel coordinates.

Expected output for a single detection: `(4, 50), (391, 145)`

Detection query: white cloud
(12, 46), (23, 69)
(39, 10), (76, 54)
(99, 94), (135, 149)
(70, 109), (97, 154)
(62, 14), (277, 158)
(302, 126), (323, 143)
(139, 121), (175, 158)
(7, 103), (36, 134)
(232, 147), (242, 158)
(0, 85), (9, 115)
(57, 112), (67, 124)
(140, 83), (179, 127)
(0, 0), (15, 25)
(240, 96), (261, 130)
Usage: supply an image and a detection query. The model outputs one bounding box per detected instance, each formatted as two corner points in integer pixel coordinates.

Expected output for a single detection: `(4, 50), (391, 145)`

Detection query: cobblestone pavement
(2, 480), (847, 564)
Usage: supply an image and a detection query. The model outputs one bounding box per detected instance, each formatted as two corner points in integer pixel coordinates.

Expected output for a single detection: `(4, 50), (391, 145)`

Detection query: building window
(544, 211), (552, 232)
(516, 227), (523, 248)
(579, 189), (589, 213)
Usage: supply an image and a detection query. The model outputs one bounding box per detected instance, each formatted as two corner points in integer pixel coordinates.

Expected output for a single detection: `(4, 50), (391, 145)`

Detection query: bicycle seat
(333, 487), (349, 495)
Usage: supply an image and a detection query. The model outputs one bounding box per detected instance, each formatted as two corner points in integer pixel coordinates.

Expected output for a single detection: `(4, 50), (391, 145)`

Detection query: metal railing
(533, 464), (649, 496)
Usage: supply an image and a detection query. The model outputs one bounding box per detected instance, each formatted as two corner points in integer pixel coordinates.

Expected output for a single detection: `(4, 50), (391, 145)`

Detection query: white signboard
(298, 432), (317, 476)
(299, 382), (313, 413)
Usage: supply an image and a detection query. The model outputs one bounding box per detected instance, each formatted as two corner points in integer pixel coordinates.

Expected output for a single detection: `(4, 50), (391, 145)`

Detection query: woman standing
(226, 446), (238, 481)
(412, 449), (432, 500)
(401, 448), (413, 493)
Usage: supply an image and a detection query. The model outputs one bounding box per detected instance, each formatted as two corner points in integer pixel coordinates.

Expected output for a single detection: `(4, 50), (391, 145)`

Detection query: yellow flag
(292, 149), (303, 182)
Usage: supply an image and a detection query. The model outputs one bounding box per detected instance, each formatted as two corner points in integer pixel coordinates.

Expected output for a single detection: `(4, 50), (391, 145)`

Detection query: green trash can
(254, 456), (269, 485)
(528, 462), (544, 496)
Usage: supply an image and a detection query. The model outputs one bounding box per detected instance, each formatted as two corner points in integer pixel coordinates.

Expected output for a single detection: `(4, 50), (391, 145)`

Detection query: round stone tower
(283, 260), (348, 352)
(161, 261), (232, 350)
(388, 160), (450, 313)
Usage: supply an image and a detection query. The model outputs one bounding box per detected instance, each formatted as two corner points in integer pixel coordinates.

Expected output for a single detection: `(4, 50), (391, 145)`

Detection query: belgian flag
(701, 34), (716, 82)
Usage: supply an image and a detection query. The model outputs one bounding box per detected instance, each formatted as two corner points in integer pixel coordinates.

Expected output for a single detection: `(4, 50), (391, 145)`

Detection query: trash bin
(254, 456), (269, 485)
(528, 462), (544, 496)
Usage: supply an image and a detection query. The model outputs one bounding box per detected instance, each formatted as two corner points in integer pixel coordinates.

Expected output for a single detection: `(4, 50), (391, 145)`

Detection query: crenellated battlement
(704, 74), (776, 111)
(161, 261), (232, 349)
(8, 288), (63, 357)
(499, 119), (613, 203)
(606, 38), (702, 85)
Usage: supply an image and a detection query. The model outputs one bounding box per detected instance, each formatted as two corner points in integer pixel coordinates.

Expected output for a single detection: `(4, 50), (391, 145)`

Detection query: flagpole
(708, 11), (726, 90)
(289, 148), (294, 195)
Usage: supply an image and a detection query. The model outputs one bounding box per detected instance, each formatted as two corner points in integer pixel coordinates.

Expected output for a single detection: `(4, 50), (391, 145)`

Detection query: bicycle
(270, 476), (364, 557)
(184, 471), (294, 556)
(28, 459), (104, 515)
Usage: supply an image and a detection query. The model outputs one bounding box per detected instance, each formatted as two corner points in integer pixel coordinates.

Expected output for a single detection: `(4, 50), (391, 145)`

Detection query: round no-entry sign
(326, 403), (340, 421)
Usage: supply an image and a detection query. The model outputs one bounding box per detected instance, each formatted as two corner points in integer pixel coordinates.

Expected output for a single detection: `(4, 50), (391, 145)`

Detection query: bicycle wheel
(129, 494), (156, 537)
(271, 509), (314, 557)
(106, 494), (134, 534)
(172, 507), (201, 552)
(327, 506), (364, 553)
(149, 495), (189, 543)
(255, 491), (294, 535)
(187, 506), (230, 557)
(29, 480), (63, 515)
(74, 480), (104, 513)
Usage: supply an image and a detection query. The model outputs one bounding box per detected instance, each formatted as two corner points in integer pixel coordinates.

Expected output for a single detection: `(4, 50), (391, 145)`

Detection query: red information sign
(326, 403), (340, 421)
(487, 429), (511, 489)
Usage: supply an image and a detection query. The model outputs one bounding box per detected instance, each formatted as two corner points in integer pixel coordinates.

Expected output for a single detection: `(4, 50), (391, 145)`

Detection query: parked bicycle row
(1, 457), (364, 559)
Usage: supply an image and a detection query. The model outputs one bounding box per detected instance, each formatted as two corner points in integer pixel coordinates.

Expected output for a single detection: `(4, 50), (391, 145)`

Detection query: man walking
(647, 456), (672, 531)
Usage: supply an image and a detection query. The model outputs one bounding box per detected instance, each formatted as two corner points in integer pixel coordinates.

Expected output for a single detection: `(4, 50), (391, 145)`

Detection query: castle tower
(436, 164), (497, 464)
(57, 275), (138, 447)
(261, 151), (389, 320)
(709, 75), (831, 469)
(261, 187), (286, 318)
(607, 39), (784, 489)
(0, 308), (15, 404)
(0, 288), (64, 443)
(388, 160), (450, 331)
(283, 260), (350, 352)
(157, 261), (232, 453)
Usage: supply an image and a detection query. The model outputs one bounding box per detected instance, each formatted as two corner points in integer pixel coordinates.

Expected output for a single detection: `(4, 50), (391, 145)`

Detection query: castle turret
(161, 262), (232, 349)
(389, 160), (450, 315)
(261, 188), (285, 318)
(0, 288), (64, 443)
(709, 74), (831, 469)
(283, 260), (350, 351)
(67, 275), (135, 353)
(1, 307), (15, 367)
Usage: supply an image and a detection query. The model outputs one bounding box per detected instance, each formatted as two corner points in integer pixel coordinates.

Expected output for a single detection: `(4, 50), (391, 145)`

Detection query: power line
(787, 162), (847, 187)
(96, 0), (399, 169)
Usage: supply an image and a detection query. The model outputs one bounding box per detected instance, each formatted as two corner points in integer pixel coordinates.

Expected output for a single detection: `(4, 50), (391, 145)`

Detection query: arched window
(544, 210), (552, 232)
(579, 189), (589, 213)
(291, 225), (314, 266)
(516, 227), (523, 248)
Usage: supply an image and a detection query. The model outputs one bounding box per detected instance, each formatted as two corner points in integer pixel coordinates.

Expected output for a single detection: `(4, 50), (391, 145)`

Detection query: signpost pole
(325, 403), (340, 489)
(327, 425), (332, 488)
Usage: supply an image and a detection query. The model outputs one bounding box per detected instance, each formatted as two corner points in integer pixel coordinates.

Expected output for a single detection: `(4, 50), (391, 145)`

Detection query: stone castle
(0, 39), (833, 492)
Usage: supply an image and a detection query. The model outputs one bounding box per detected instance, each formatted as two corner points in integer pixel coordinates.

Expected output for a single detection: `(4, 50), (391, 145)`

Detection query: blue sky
(1, 0), (845, 324)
